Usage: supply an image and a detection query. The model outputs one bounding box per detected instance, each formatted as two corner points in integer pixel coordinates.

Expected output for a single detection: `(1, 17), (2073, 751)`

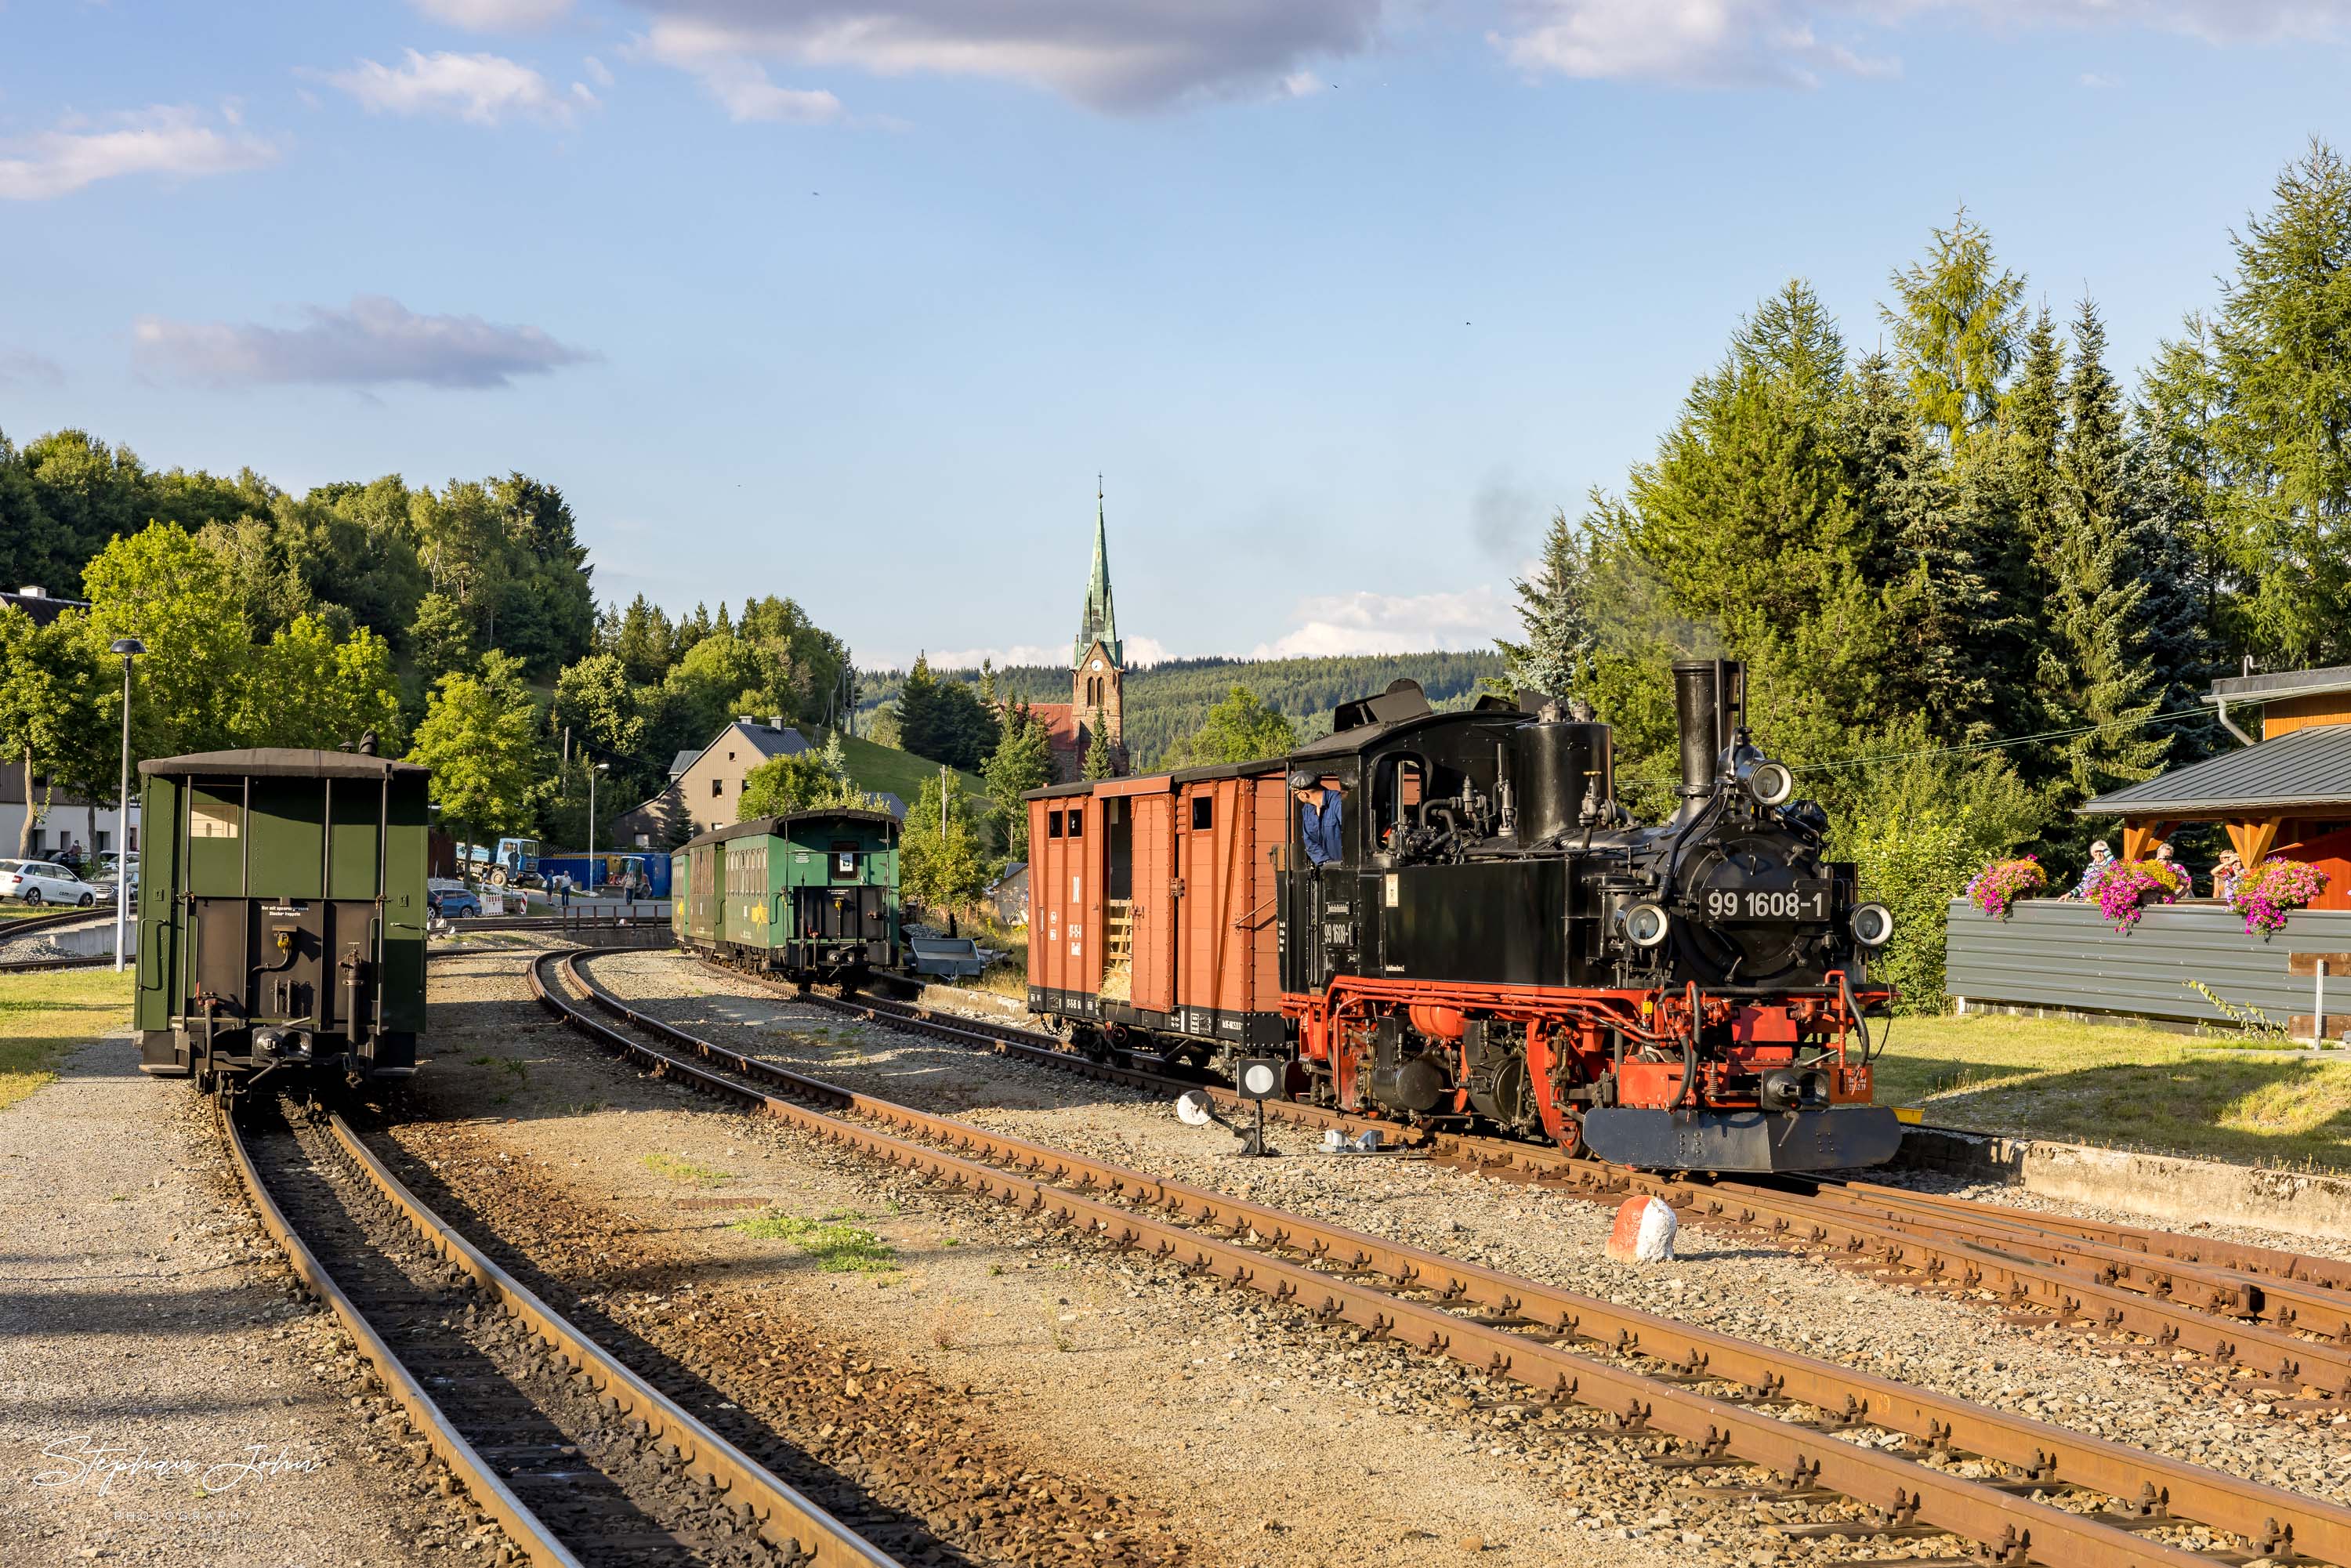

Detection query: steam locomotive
(1024, 659), (1902, 1173)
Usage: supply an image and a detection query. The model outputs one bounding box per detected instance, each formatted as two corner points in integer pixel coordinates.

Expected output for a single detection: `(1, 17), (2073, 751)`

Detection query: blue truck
(537, 851), (672, 899)
(458, 836), (542, 886)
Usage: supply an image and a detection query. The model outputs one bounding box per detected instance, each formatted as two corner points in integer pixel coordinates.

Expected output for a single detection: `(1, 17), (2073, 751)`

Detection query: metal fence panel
(1943, 899), (2351, 1023)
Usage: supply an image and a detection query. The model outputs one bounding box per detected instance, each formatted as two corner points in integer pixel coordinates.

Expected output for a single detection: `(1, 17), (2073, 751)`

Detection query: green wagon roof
(138, 747), (429, 780)
(682, 809), (899, 850)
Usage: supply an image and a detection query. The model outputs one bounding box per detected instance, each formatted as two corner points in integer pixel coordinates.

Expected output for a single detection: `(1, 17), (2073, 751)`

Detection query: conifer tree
(1081, 709), (1113, 780)
(1882, 207), (2028, 451)
(982, 702), (1052, 859)
(1845, 352), (1996, 738)
(2042, 297), (2168, 799)
(2150, 139), (2351, 665)
(1494, 508), (1591, 699)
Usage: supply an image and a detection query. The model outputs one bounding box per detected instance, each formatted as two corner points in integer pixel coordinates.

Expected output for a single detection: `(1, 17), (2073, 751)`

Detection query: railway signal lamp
(1229, 1056), (1285, 1158)
(109, 636), (144, 973)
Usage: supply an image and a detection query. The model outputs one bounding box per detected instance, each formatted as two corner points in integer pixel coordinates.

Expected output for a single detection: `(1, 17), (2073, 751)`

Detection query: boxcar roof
(682, 808), (899, 849)
(139, 747), (429, 780)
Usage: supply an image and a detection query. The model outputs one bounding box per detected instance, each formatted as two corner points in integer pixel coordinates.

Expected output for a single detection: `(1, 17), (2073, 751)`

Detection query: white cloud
(629, 0), (1388, 114)
(321, 49), (585, 127)
(411, 0), (575, 30)
(1248, 586), (1510, 659)
(1496, 1), (2351, 88)
(0, 349), (67, 387)
(133, 295), (600, 390)
(2078, 70), (2118, 87)
(672, 50), (847, 122)
(583, 54), (616, 85)
(0, 107), (277, 201)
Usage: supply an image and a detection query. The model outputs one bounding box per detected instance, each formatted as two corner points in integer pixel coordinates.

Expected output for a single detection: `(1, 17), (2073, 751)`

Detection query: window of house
(1191, 797), (1213, 831)
(94, 831), (110, 853)
(711, 778), (723, 798)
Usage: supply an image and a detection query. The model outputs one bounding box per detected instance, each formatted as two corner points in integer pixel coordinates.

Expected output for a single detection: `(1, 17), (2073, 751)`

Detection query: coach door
(1176, 778), (1255, 1044)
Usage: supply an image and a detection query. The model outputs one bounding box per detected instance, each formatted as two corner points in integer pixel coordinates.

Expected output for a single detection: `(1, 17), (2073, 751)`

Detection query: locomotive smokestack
(1672, 658), (1745, 822)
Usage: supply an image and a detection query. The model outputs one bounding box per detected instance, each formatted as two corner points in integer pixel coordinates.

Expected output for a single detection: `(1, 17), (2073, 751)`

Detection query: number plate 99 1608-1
(1702, 881), (1831, 922)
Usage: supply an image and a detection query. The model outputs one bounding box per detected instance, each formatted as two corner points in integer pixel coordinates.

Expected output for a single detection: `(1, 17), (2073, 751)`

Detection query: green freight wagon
(135, 748), (431, 1092)
(675, 809), (901, 983)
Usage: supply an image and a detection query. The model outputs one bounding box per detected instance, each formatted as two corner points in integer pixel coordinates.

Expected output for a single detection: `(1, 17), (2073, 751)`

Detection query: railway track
(0, 907), (114, 970)
(219, 1094), (900, 1568)
(540, 950), (2351, 1568)
(759, 975), (2351, 1410)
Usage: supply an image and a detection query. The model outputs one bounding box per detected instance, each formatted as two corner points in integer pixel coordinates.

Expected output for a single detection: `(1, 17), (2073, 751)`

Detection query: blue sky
(3, 2), (2347, 672)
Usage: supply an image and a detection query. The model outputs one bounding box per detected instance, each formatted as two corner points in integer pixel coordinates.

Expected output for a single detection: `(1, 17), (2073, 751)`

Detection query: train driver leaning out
(1289, 770), (1343, 867)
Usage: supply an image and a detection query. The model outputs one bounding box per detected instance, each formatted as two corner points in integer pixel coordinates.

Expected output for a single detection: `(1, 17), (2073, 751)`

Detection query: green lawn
(1876, 1011), (2351, 1172)
(0, 967), (132, 1111)
(831, 730), (986, 807)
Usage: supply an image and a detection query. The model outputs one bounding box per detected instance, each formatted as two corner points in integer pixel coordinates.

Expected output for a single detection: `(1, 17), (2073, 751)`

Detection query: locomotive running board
(1583, 1106), (1904, 1174)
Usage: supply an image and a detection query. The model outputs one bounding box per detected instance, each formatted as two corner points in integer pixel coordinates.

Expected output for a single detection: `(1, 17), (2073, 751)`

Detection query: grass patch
(828, 730), (986, 811)
(1877, 1012), (2351, 1171)
(731, 1208), (897, 1272)
(0, 967), (132, 1112)
(641, 1152), (733, 1186)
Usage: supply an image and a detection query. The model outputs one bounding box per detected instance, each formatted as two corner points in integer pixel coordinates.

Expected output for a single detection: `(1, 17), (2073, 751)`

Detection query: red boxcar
(1027, 765), (1290, 1052)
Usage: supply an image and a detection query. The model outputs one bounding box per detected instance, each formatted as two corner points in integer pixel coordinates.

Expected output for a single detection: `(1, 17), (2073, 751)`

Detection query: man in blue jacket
(1289, 770), (1343, 867)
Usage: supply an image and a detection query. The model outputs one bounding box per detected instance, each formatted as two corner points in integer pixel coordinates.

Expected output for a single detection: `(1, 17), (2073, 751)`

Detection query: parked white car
(0, 859), (103, 907)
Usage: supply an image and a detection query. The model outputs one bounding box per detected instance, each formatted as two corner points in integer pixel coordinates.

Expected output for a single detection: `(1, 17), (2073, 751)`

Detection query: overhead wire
(1786, 700), (2222, 777)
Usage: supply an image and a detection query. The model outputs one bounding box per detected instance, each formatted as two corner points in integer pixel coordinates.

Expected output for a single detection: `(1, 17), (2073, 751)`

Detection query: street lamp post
(589, 762), (608, 894)
(109, 637), (145, 972)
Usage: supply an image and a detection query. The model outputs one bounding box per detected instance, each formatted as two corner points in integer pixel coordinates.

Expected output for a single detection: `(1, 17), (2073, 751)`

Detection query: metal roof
(139, 747), (427, 780)
(681, 807), (899, 849)
(2075, 722), (2351, 817)
(2209, 663), (2351, 701)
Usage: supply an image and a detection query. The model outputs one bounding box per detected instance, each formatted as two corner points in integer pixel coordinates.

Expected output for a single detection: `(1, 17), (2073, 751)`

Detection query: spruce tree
(982, 703), (1052, 859)
(1882, 207), (2028, 451)
(1081, 709), (1113, 781)
(1494, 508), (1591, 700)
(1845, 352), (1997, 739)
(2043, 296), (2168, 800)
(2182, 138), (2351, 665)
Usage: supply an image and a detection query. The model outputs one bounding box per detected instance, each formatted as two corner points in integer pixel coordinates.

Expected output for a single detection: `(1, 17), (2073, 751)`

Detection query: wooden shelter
(2078, 664), (2351, 909)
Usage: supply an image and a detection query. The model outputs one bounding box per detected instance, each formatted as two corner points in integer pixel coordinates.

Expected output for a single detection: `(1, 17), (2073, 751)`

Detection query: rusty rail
(550, 952), (2351, 1567)
(758, 967), (2351, 1399)
(218, 1103), (585, 1568)
(223, 1099), (900, 1568)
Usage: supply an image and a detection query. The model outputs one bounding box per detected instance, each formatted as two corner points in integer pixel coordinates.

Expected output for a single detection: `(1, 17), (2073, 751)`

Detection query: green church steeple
(1071, 476), (1121, 670)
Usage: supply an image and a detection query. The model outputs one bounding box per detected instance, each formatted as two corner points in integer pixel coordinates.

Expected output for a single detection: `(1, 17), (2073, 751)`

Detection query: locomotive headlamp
(1742, 759), (1795, 808)
(1621, 900), (1671, 949)
(1849, 902), (1895, 948)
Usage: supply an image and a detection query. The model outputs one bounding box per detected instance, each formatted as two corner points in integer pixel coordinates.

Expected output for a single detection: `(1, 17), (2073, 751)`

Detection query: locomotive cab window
(1372, 755), (1427, 849)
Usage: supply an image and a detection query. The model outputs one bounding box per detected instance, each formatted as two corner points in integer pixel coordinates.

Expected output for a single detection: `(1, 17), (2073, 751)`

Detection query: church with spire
(1025, 482), (1130, 783)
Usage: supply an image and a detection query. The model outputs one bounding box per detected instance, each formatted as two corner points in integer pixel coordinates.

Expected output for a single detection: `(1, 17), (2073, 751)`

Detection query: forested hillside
(860, 651), (1506, 769)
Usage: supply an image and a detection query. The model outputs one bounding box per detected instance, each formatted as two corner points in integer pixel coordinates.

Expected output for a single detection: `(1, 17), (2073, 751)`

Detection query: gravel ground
(426, 943), (1880, 1566)
(587, 950), (2351, 1513)
(0, 1033), (484, 1566)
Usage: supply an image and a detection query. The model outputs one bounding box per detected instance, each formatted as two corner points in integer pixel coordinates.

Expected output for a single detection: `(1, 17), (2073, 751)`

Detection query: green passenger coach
(675, 809), (902, 983)
(135, 747), (431, 1092)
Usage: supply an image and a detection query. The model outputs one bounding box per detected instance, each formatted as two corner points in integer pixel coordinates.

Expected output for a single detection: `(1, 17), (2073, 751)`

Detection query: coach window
(1067, 809), (1085, 838)
(831, 842), (859, 882)
(1190, 796), (1213, 831)
(1047, 811), (1063, 840)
